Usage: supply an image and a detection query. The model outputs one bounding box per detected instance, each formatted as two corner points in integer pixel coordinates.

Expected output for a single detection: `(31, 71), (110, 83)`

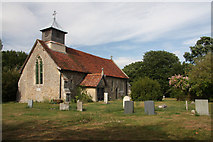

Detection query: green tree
(123, 51), (184, 96)
(2, 68), (20, 102)
(122, 61), (143, 83)
(2, 50), (27, 70)
(188, 52), (212, 100)
(131, 77), (163, 101)
(2, 50), (28, 102)
(183, 36), (213, 64)
(139, 51), (184, 96)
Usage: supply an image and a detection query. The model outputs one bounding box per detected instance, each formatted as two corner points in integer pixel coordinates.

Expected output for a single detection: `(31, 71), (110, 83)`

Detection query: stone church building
(17, 17), (129, 103)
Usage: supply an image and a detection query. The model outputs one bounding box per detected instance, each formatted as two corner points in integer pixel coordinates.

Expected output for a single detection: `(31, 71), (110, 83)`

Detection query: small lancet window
(35, 56), (43, 84)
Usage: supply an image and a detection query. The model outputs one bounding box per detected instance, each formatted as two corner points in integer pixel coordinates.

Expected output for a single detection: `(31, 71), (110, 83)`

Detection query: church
(17, 14), (129, 103)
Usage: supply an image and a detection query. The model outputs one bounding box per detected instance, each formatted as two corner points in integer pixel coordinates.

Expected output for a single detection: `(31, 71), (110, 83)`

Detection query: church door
(97, 88), (104, 101)
(115, 88), (118, 99)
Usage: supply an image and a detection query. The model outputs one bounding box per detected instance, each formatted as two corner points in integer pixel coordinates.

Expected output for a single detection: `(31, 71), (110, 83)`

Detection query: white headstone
(162, 96), (165, 100)
(77, 100), (83, 111)
(195, 99), (209, 115)
(123, 96), (131, 109)
(104, 93), (108, 104)
(60, 102), (70, 111)
(28, 100), (33, 108)
(186, 101), (188, 111)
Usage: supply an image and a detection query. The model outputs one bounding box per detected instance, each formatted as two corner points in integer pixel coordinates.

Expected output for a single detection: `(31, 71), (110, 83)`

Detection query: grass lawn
(2, 98), (212, 140)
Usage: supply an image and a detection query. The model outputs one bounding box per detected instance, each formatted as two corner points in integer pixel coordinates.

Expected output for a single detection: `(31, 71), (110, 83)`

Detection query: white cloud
(173, 50), (186, 62)
(1, 2), (211, 54)
(183, 37), (199, 46)
(114, 56), (141, 68)
(2, 3), (40, 39)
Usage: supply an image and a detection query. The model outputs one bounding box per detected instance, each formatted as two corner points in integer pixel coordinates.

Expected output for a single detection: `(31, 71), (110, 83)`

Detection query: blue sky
(1, 1), (211, 68)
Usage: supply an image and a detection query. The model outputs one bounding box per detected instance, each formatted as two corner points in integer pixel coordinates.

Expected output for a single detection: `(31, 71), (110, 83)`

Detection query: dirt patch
(183, 120), (211, 131)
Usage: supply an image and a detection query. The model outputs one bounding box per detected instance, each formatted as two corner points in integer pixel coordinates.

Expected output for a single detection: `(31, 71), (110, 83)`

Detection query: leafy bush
(74, 87), (93, 103)
(170, 88), (186, 101)
(2, 68), (20, 102)
(123, 50), (184, 97)
(2, 50), (28, 102)
(131, 77), (163, 101)
(188, 52), (212, 100)
(168, 74), (190, 100)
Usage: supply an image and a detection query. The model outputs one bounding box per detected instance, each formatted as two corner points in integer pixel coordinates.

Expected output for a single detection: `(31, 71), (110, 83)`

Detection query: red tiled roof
(80, 73), (102, 87)
(38, 40), (128, 79)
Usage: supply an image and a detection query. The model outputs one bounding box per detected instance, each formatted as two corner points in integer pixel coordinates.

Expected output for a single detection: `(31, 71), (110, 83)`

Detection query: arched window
(36, 56), (43, 84)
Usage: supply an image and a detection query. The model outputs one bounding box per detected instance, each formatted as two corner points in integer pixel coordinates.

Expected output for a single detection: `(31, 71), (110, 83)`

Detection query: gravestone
(162, 96), (165, 100)
(28, 100), (33, 108)
(60, 102), (70, 111)
(144, 101), (156, 115)
(124, 101), (134, 114)
(195, 99), (209, 115)
(186, 101), (188, 110)
(77, 100), (83, 111)
(104, 93), (108, 104)
(123, 96), (131, 109)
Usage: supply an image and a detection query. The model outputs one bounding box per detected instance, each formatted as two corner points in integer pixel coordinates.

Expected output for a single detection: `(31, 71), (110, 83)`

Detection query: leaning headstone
(195, 99), (209, 115)
(60, 102), (70, 111)
(123, 96), (131, 109)
(104, 93), (108, 104)
(124, 101), (134, 114)
(77, 100), (83, 111)
(186, 101), (188, 111)
(144, 101), (156, 115)
(28, 100), (33, 108)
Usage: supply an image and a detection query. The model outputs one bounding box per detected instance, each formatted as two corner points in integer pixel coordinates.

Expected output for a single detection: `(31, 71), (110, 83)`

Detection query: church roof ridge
(20, 39), (129, 79)
(39, 40), (129, 79)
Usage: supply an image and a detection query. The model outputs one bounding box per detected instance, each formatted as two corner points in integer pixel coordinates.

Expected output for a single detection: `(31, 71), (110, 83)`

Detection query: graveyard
(2, 98), (212, 140)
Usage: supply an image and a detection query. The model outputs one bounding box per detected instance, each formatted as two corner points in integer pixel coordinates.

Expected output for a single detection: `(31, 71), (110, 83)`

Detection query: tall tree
(2, 50), (27, 70)
(123, 61), (143, 83)
(123, 50), (184, 96)
(188, 52), (212, 100)
(140, 51), (183, 95)
(183, 36), (213, 64)
(2, 50), (28, 102)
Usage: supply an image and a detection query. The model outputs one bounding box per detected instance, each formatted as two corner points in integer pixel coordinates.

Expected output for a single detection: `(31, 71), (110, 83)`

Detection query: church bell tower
(40, 11), (68, 53)
(40, 11), (68, 44)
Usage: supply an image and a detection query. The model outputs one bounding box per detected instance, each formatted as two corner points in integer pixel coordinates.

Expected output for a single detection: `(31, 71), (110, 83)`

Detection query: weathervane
(53, 11), (57, 20)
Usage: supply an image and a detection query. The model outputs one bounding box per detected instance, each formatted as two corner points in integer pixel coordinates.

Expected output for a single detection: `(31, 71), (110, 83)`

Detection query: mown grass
(2, 98), (212, 140)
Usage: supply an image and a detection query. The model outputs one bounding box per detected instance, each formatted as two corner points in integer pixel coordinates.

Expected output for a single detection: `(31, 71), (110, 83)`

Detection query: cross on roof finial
(53, 11), (57, 20)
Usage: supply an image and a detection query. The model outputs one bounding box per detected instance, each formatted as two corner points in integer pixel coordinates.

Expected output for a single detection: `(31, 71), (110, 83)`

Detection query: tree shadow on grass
(3, 121), (197, 141)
